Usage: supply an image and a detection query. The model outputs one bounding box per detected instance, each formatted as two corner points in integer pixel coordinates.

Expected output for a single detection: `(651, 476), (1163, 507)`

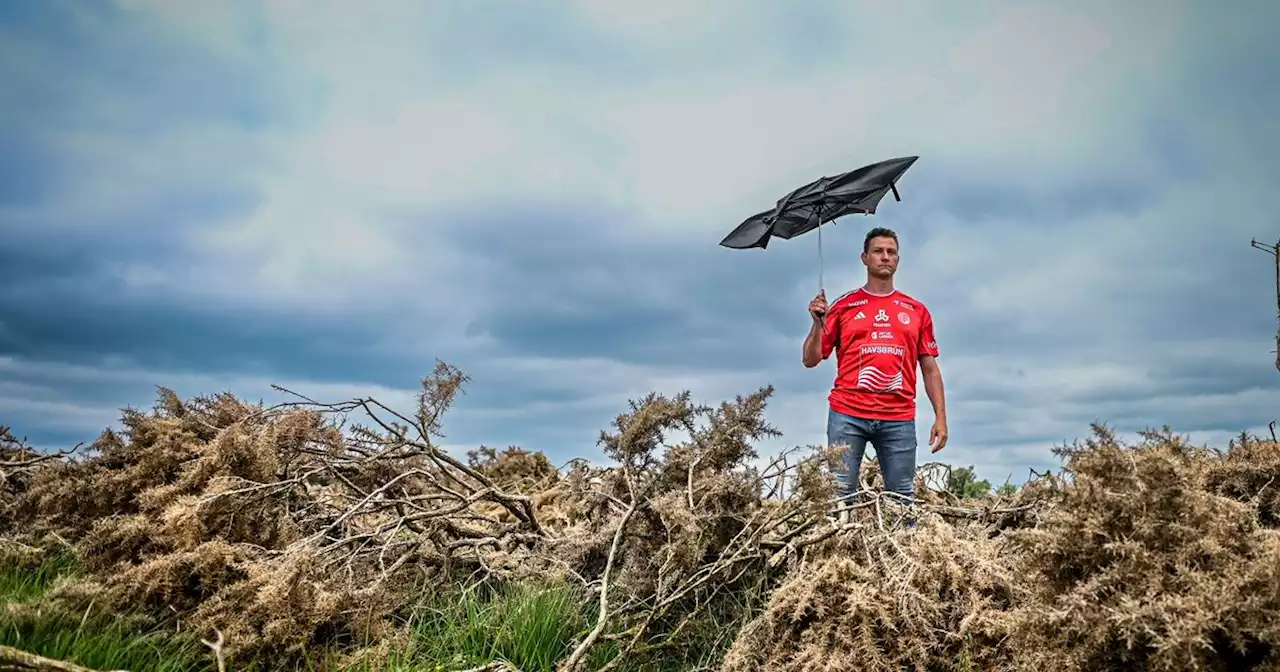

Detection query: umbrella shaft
(818, 220), (824, 291)
(816, 203), (825, 293)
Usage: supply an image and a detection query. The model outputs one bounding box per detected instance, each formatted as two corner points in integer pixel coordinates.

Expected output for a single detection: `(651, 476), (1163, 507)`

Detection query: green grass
(0, 552), (753, 671)
(361, 582), (589, 671)
(0, 549), (212, 671)
(0, 549), (78, 602)
(0, 611), (210, 671)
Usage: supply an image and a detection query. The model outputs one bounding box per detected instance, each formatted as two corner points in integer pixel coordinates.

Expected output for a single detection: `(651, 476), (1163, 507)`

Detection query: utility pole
(1250, 238), (1280, 374)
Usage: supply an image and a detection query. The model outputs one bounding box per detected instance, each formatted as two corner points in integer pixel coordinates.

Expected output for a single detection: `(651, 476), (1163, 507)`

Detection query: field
(1, 360), (1279, 671)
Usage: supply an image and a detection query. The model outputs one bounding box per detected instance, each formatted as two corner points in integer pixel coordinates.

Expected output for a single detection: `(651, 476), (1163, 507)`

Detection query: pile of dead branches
(0, 362), (564, 662)
(3, 362), (1279, 671)
(721, 425), (1280, 672)
(0, 362), (948, 668)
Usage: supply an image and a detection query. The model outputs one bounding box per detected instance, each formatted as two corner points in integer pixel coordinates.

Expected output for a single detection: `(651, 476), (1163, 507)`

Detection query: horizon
(2, 0), (1278, 486)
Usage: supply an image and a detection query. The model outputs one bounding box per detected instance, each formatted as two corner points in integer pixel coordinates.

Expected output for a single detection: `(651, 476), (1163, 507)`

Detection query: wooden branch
(0, 645), (128, 672)
(686, 455), (700, 509)
(451, 661), (519, 672)
(201, 629), (226, 672)
(560, 472), (640, 672)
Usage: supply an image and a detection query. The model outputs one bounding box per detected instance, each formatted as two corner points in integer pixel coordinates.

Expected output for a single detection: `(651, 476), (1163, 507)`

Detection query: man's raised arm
(803, 292), (829, 368)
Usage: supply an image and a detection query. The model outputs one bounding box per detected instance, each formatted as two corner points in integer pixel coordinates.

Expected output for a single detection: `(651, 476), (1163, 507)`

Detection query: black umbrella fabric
(719, 155), (918, 250)
(718, 155), (917, 292)
(719, 199), (869, 250)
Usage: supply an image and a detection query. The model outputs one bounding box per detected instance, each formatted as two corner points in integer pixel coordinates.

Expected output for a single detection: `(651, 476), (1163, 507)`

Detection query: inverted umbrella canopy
(719, 199), (872, 249)
(719, 155), (918, 250)
(717, 204), (843, 250)
(720, 155), (917, 296)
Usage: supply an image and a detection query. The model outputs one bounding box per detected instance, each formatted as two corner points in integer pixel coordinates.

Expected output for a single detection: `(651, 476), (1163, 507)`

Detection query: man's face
(861, 236), (899, 278)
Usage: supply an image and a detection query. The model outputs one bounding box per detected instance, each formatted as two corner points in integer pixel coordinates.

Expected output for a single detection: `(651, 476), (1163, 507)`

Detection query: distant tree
(946, 465), (991, 499)
(996, 481), (1018, 498)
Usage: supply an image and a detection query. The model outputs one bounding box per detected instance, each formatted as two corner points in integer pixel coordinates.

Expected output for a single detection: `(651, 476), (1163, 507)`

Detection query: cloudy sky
(2, 0), (1278, 485)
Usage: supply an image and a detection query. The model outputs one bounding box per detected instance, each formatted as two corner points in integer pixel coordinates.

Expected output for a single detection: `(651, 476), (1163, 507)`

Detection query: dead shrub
(0, 363), (549, 662)
(1000, 425), (1280, 671)
(3, 368), (1280, 672)
(1206, 429), (1280, 529)
(720, 512), (1022, 672)
(718, 424), (1280, 672)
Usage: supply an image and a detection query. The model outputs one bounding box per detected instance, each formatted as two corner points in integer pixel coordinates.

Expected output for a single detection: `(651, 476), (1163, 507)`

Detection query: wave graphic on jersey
(855, 366), (904, 392)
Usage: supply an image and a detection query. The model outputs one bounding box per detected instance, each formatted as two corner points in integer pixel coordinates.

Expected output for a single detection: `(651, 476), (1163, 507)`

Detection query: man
(802, 227), (947, 507)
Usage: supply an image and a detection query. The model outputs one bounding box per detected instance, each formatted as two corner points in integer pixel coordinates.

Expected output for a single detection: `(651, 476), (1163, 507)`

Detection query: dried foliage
(719, 512), (1020, 672)
(722, 424), (1280, 672)
(998, 425), (1280, 671)
(2, 365), (1280, 671)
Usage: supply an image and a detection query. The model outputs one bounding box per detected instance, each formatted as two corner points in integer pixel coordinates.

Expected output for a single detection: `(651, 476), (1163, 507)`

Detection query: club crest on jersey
(897, 311), (911, 325)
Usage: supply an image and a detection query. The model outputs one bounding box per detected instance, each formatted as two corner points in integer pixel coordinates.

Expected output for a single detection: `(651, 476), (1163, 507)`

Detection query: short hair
(863, 227), (899, 253)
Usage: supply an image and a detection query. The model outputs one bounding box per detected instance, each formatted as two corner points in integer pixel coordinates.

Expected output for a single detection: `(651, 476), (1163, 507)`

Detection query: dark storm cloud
(0, 1), (330, 380)
(448, 200), (816, 370)
(0, 295), (404, 385)
(1060, 353), (1278, 408)
(0, 1), (285, 134)
(918, 164), (1162, 224)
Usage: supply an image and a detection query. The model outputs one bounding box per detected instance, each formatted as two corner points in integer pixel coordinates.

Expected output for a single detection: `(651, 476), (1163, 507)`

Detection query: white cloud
(101, 0), (1200, 294)
(571, 0), (737, 42)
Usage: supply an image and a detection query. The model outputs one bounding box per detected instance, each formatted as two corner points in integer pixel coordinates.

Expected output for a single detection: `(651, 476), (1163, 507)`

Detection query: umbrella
(719, 155), (918, 290)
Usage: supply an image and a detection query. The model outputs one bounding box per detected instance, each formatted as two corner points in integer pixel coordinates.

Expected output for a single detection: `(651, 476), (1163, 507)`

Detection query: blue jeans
(827, 409), (917, 504)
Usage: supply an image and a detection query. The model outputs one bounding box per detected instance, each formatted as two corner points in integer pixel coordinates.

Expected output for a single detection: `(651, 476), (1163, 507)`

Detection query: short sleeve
(917, 306), (939, 357)
(820, 305), (841, 360)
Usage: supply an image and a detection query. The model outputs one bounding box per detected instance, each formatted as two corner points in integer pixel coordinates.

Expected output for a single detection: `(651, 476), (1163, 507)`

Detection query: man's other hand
(929, 419), (948, 453)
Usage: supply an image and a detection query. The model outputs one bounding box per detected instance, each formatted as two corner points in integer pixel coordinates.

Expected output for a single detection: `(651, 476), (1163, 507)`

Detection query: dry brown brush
(0, 362), (556, 663)
(0, 363), (859, 669)
(721, 424), (1280, 672)
(997, 426), (1280, 671)
(2, 366), (1280, 671)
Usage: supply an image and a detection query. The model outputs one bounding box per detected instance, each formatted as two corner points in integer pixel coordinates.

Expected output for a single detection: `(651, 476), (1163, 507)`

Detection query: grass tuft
(0, 548), (211, 671)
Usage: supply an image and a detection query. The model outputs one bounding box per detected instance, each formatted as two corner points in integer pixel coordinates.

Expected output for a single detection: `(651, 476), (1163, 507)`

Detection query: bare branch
(560, 469), (641, 672)
(0, 644), (128, 672)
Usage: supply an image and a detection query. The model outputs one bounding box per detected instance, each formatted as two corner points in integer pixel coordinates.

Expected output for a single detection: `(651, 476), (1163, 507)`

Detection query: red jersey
(819, 287), (939, 421)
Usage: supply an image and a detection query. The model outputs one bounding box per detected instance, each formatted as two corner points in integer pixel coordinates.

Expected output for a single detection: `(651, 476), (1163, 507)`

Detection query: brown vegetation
(1, 363), (1279, 671)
